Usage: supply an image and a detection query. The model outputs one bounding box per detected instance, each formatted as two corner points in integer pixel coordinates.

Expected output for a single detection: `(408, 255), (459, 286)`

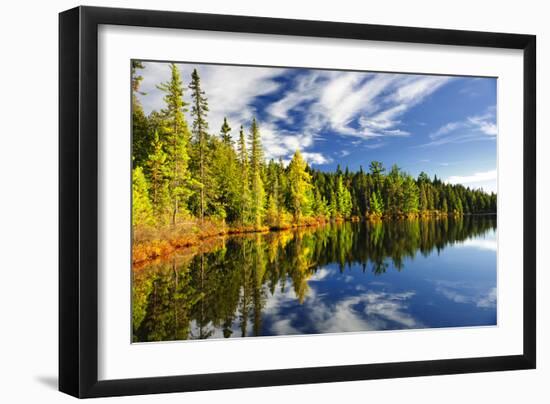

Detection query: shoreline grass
(132, 211), (493, 265)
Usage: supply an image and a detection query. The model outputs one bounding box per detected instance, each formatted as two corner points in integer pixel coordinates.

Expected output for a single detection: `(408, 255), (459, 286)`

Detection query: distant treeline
(132, 62), (497, 230)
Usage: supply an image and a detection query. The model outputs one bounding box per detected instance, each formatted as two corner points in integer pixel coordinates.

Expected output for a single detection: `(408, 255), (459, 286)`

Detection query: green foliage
(132, 61), (152, 167)
(157, 63), (193, 224)
(188, 68), (210, 221)
(146, 131), (171, 223)
(220, 117), (232, 144)
(237, 126), (252, 224)
(402, 176), (419, 214)
(131, 63), (497, 229)
(336, 176), (353, 218)
(287, 150), (313, 221)
(249, 118), (266, 227)
(132, 166), (154, 226)
(369, 190), (384, 216)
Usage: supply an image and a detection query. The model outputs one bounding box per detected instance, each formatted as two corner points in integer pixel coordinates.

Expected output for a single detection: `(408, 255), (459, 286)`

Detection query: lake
(132, 215), (497, 342)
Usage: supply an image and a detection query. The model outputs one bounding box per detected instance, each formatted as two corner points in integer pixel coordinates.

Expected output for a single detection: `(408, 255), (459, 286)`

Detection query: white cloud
(476, 287), (497, 308)
(301, 152), (332, 165)
(264, 277), (422, 334)
(266, 72), (320, 123)
(468, 114), (497, 136)
(458, 237), (497, 251)
(365, 142), (386, 150)
(137, 62), (454, 163)
(270, 318), (300, 335)
(263, 70), (452, 145)
(337, 150), (351, 157)
(309, 290), (421, 333)
(422, 107), (497, 147)
(446, 169), (497, 186)
(309, 268), (331, 282)
(431, 122), (462, 138)
(138, 61), (285, 139)
(390, 75), (449, 104)
(434, 281), (497, 310)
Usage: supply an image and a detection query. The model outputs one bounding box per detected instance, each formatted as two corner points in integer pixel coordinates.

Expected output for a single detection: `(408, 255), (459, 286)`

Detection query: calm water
(132, 215), (497, 342)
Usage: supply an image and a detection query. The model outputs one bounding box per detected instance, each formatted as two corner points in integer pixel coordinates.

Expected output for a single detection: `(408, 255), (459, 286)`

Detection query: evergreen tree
(157, 63), (193, 224)
(329, 190), (338, 219)
(237, 126), (252, 224)
(336, 176), (352, 218)
(220, 117), (232, 145)
(146, 131), (170, 222)
(402, 176), (420, 214)
(386, 164), (404, 215)
(419, 184), (429, 212)
(131, 61), (151, 167)
(189, 68), (210, 222)
(442, 197), (449, 213)
(210, 131), (241, 222)
(132, 166), (153, 226)
(369, 190), (384, 217)
(249, 118), (266, 227)
(287, 150), (313, 222)
(133, 66), (498, 230)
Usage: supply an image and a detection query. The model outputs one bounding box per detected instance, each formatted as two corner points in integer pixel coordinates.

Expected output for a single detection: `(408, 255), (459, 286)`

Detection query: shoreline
(132, 212), (496, 266)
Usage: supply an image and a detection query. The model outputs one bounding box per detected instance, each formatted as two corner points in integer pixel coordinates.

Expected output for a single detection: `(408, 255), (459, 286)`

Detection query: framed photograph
(59, 6), (536, 398)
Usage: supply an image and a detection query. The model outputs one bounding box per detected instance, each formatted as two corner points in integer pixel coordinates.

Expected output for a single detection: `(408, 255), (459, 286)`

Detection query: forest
(131, 62), (497, 263)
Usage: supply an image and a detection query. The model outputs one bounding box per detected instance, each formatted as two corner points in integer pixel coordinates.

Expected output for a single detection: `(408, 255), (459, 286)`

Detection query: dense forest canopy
(132, 62), (497, 231)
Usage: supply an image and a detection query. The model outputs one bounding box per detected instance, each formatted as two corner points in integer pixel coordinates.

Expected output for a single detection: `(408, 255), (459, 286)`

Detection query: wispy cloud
(268, 71), (451, 142)
(301, 152), (332, 165)
(434, 281), (496, 310)
(138, 61), (285, 138)
(421, 106), (497, 147)
(365, 142), (386, 150)
(138, 62), (454, 165)
(457, 237), (497, 251)
(446, 169), (497, 187)
(262, 270), (422, 335)
(337, 150), (351, 157)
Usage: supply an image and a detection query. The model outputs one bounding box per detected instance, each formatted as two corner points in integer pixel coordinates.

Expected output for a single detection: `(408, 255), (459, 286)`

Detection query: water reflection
(132, 215), (497, 342)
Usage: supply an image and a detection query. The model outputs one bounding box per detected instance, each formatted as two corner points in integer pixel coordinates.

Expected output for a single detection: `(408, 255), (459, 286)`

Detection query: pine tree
(220, 117), (232, 145)
(402, 176), (420, 214)
(209, 132), (242, 222)
(131, 61), (151, 167)
(369, 190), (384, 217)
(249, 118), (266, 227)
(132, 166), (153, 226)
(189, 68), (210, 222)
(237, 126), (252, 224)
(287, 150), (313, 222)
(329, 190), (338, 219)
(386, 164), (404, 215)
(442, 197), (449, 213)
(336, 176), (352, 218)
(265, 160), (283, 227)
(146, 131), (170, 223)
(313, 189), (329, 217)
(157, 63), (193, 225)
(419, 184), (429, 212)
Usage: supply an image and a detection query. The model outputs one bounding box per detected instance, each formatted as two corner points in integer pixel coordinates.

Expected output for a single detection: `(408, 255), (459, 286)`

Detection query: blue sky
(136, 61), (497, 193)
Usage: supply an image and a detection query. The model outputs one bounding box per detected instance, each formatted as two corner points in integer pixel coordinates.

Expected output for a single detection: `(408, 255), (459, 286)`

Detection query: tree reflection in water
(132, 215), (496, 342)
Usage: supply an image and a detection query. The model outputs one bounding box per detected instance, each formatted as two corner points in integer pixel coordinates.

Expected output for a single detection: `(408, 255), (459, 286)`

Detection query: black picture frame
(59, 5), (536, 398)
